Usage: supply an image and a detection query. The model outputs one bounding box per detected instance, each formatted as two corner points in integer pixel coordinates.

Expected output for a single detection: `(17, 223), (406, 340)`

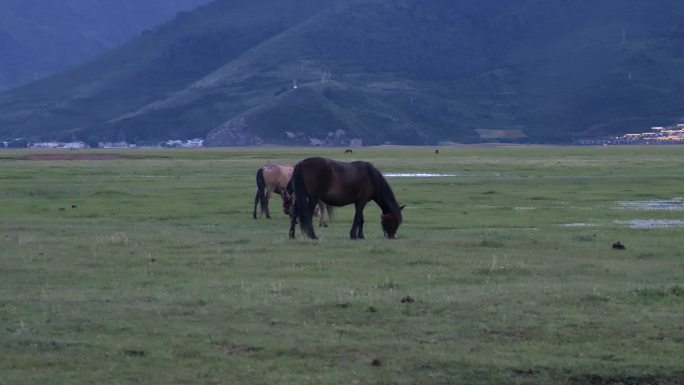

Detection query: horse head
(381, 214), (399, 239)
(381, 205), (404, 239)
(281, 189), (293, 215)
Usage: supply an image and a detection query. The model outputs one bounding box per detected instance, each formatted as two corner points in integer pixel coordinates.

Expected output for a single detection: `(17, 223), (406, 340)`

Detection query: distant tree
(87, 136), (100, 148)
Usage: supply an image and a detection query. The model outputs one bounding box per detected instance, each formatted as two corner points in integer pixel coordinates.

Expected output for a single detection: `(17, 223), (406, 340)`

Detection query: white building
(63, 141), (86, 149)
(30, 142), (60, 148)
(183, 138), (204, 147)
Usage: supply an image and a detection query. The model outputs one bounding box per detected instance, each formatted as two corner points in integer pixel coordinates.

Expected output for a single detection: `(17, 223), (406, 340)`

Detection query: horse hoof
(321, 224), (328, 228)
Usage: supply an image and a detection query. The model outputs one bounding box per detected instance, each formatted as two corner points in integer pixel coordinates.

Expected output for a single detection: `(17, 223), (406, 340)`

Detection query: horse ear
(400, 205), (406, 211)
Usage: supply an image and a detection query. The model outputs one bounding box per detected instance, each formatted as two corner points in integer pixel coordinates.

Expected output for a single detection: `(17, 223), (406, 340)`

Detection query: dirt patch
(568, 372), (684, 385)
(221, 344), (259, 355)
(25, 153), (122, 161)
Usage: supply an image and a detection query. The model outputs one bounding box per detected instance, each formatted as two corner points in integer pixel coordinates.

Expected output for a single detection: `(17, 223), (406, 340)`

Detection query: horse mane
(323, 202), (335, 220)
(368, 164), (402, 224)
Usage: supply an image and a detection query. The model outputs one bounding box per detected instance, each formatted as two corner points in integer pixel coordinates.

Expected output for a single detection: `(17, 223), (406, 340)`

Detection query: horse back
(296, 157), (375, 206)
(262, 164), (293, 192)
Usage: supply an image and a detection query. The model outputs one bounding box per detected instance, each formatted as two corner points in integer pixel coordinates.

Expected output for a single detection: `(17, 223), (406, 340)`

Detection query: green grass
(1, 146), (684, 384)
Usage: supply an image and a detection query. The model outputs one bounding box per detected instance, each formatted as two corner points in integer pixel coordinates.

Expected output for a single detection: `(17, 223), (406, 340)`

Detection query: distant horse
(344, 149), (353, 154)
(288, 157), (404, 240)
(253, 163), (332, 226)
(253, 163), (293, 219)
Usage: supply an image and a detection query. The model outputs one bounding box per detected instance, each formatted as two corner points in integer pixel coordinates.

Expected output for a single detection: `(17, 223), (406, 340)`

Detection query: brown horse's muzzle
(381, 213), (399, 239)
(282, 198), (292, 215)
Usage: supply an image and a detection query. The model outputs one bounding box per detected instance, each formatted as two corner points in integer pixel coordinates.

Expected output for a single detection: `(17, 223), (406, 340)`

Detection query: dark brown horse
(288, 157), (403, 240)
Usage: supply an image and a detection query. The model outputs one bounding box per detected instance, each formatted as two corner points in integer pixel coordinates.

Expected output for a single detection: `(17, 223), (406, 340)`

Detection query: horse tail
(254, 168), (268, 218)
(324, 203), (334, 220)
(292, 163), (316, 238)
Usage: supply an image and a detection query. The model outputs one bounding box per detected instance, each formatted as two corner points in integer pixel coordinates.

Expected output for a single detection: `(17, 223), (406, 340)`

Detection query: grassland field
(1, 146), (683, 385)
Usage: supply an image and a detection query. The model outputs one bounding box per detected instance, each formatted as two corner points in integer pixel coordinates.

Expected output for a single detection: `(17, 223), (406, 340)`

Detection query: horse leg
(305, 198), (319, 239)
(253, 190), (260, 219)
(289, 202), (297, 239)
(264, 190), (272, 219)
(357, 210), (365, 239)
(357, 215), (365, 239)
(318, 201), (328, 227)
(350, 203), (365, 239)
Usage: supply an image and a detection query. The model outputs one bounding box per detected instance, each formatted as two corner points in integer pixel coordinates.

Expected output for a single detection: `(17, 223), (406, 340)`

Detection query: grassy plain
(1, 146), (683, 385)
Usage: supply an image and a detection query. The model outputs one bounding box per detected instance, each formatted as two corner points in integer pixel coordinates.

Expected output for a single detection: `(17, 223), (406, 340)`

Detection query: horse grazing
(288, 157), (404, 240)
(282, 180), (334, 228)
(253, 163), (332, 227)
(344, 149), (353, 154)
(253, 163), (293, 219)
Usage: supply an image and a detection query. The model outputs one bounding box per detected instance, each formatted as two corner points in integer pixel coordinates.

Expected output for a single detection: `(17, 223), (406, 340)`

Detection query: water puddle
(560, 223), (597, 228)
(384, 173), (458, 178)
(614, 219), (684, 229)
(617, 198), (684, 211)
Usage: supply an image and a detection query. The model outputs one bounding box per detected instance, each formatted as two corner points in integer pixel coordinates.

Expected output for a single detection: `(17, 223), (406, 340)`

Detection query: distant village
(3, 124), (684, 148)
(1, 138), (204, 149)
(578, 124), (684, 145)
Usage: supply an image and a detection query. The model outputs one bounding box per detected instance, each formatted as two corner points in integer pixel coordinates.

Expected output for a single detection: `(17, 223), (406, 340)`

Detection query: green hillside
(0, 0), (210, 90)
(1, 0), (684, 145)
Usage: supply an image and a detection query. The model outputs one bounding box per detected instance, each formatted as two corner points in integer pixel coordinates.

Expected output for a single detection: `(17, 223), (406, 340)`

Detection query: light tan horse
(253, 163), (293, 219)
(253, 163), (331, 226)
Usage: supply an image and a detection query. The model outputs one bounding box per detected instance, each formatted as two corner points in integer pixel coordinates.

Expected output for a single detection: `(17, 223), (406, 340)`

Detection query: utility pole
(321, 68), (332, 83)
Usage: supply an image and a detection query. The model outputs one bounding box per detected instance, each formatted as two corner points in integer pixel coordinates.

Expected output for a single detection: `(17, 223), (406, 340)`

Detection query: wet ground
(614, 219), (684, 229)
(617, 198), (684, 211)
(384, 173), (458, 177)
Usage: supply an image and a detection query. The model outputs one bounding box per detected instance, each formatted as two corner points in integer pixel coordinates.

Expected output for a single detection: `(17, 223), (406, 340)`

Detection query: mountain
(1, 0), (684, 145)
(0, 0), (211, 90)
